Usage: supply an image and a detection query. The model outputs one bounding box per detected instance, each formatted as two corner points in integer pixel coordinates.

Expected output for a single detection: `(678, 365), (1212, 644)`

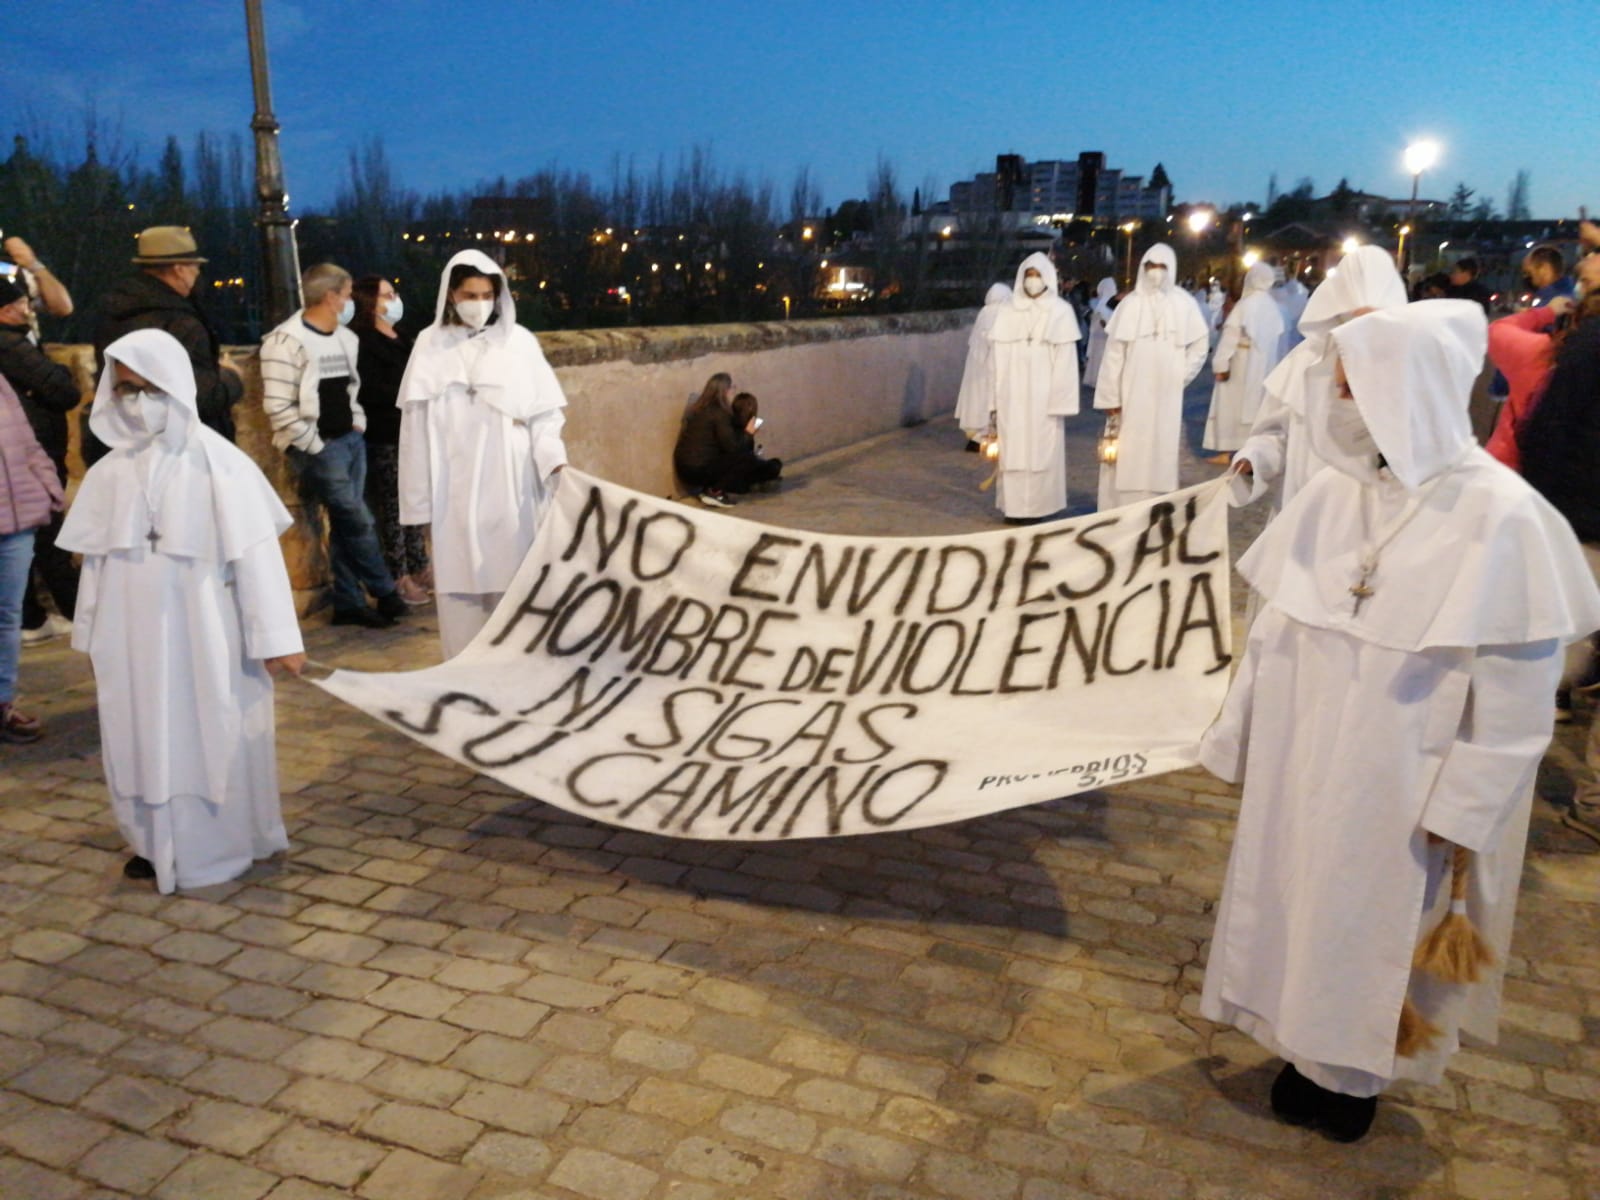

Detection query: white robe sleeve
(1419, 639), (1563, 851)
(530, 409), (568, 487)
(1181, 331), (1209, 386)
(1047, 342), (1080, 418)
(232, 536), (304, 661)
(1212, 314), (1243, 376)
(398, 404), (432, 527)
(1094, 336), (1127, 410)
(70, 556), (102, 653)
(1230, 391), (1290, 505)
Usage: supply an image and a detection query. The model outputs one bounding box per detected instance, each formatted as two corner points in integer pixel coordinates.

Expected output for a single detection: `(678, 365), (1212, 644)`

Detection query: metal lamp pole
(245, 0), (302, 326)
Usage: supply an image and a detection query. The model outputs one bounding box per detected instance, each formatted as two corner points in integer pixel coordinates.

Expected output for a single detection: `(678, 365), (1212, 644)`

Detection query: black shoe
(375, 592), (407, 621)
(123, 856), (156, 881)
(332, 607), (395, 629)
(1269, 1063), (1319, 1127)
(1318, 1091), (1378, 1143)
(964, 440), (981, 453)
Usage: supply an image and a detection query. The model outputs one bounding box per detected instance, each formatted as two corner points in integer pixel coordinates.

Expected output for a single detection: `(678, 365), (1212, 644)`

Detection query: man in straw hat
(95, 225), (244, 444)
(1198, 299), (1600, 1141)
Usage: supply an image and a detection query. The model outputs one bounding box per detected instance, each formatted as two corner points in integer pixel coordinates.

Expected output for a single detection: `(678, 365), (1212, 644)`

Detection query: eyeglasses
(111, 382), (149, 398)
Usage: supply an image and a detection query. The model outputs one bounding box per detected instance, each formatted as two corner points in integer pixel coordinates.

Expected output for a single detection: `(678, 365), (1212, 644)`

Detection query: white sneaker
(46, 614), (72, 638)
(20, 624), (54, 645)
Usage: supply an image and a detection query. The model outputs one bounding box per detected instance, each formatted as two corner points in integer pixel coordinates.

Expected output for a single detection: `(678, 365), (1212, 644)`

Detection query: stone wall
(46, 310), (973, 612)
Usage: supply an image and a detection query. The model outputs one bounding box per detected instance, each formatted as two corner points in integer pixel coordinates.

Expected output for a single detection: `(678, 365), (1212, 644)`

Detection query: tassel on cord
(1395, 996), (1441, 1058)
(1412, 843), (1494, 984)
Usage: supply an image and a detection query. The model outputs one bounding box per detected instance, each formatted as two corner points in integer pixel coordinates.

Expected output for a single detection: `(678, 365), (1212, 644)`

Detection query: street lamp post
(1120, 222), (1139, 290)
(1402, 139), (1440, 274)
(1186, 209), (1213, 289)
(245, 0), (302, 327)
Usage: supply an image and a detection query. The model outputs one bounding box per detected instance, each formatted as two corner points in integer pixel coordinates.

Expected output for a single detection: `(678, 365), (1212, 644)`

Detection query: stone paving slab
(3, 385), (1599, 1199)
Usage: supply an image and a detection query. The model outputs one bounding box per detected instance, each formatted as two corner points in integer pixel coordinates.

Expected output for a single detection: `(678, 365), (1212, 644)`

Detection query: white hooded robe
(1231, 246), (1409, 513)
(1083, 277), (1117, 388)
(984, 253), (1081, 519)
(1094, 243), (1210, 507)
(953, 283), (1012, 435)
(58, 330), (302, 894)
(1203, 262), (1285, 452)
(1200, 301), (1600, 1096)
(399, 250), (569, 659)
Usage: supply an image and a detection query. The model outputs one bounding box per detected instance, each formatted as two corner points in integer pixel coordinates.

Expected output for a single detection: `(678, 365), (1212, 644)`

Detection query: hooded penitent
(1204, 261), (1286, 450)
(982, 253), (1081, 518)
(397, 250), (570, 653)
(1198, 298), (1600, 1097)
(1083, 276), (1119, 388)
(57, 329), (301, 894)
(1232, 246), (1410, 510)
(954, 282), (1014, 433)
(1093, 244), (1210, 499)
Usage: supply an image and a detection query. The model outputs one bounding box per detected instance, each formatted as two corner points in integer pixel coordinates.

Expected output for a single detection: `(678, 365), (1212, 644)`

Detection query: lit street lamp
(1402, 139), (1440, 271)
(1120, 221), (1140, 289)
(1397, 224), (1411, 267)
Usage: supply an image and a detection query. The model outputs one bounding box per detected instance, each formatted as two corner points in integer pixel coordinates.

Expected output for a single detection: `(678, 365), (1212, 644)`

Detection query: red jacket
(1485, 306), (1560, 472)
(0, 372), (63, 535)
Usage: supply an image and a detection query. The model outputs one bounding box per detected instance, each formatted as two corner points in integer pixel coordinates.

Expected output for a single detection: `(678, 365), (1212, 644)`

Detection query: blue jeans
(0, 530), (36, 704)
(289, 431), (396, 613)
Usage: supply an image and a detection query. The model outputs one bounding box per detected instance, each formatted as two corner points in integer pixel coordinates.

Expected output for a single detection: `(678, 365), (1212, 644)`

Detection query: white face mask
(337, 299), (355, 326)
(455, 298), (494, 329)
(1327, 399), (1378, 458)
(383, 297), (404, 324)
(1143, 266), (1168, 290)
(1023, 276), (1049, 298)
(118, 389), (169, 438)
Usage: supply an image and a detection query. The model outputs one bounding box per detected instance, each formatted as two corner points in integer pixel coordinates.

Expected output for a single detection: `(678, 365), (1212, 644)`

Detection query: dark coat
(0, 323), (79, 466)
(1520, 319), (1600, 542)
(95, 272), (242, 441)
(673, 403), (744, 474)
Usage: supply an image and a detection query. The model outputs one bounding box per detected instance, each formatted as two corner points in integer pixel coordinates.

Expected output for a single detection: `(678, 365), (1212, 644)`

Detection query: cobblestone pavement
(3, 388), (1599, 1200)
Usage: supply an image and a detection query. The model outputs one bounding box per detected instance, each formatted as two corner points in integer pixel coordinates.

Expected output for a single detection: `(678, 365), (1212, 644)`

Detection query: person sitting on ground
(729, 391), (781, 491)
(57, 329), (305, 892)
(673, 372), (780, 507)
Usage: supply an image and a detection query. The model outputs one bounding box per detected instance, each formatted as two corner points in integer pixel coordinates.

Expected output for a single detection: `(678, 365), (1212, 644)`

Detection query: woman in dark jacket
(352, 276), (430, 605)
(673, 373), (781, 507)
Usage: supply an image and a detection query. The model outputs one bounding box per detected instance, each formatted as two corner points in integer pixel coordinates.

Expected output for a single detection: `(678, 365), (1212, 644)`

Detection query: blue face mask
(338, 299), (355, 326)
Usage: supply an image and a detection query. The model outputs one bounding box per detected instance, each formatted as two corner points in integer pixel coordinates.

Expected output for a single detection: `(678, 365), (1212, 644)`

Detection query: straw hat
(132, 226), (208, 265)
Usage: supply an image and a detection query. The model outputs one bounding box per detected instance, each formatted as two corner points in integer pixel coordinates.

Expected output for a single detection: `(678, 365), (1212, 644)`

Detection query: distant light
(941, 225), (953, 238)
(651, 263), (659, 272)
(1439, 241), (1450, 252)
(1186, 210), (1212, 234)
(820, 260), (828, 269)
(620, 242), (629, 252)
(1242, 251), (1260, 268)
(801, 227), (814, 241)
(1341, 236), (1360, 254)
(1399, 225), (1411, 236)
(1403, 139), (1441, 175)
(1242, 211), (1254, 221)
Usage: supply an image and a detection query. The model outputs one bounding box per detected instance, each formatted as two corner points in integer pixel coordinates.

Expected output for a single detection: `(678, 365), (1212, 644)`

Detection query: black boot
(1317, 1090), (1378, 1143)
(123, 856), (156, 881)
(1269, 1063), (1319, 1127)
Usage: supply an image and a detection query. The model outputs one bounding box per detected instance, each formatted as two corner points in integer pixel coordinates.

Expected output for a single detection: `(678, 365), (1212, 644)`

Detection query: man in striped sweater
(261, 263), (403, 628)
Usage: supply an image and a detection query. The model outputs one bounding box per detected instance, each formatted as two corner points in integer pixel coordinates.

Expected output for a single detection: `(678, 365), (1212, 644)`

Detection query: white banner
(318, 469), (1232, 840)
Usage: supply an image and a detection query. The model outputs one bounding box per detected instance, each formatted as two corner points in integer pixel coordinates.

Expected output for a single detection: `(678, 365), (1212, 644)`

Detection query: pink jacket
(0, 372), (64, 535)
(1485, 306), (1561, 472)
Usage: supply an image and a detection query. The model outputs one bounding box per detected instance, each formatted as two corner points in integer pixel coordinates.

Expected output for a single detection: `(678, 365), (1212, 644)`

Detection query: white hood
(1298, 245), (1408, 349)
(402, 249), (567, 423)
(1092, 277), (1117, 320)
(1107, 244), (1208, 346)
(1325, 299), (1482, 490)
(1135, 243), (1177, 298)
(88, 328), (199, 455)
(1011, 252), (1059, 308)
(984, 282), (1012, 307)
(1240, 261), (1275, 298)
(61, 329), (289, 563)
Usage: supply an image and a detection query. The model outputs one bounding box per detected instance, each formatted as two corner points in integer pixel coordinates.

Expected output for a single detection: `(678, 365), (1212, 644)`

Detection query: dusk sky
(7, 1), (1591, 219)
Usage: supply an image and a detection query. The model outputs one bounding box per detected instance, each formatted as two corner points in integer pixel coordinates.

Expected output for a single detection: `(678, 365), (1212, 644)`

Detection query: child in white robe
(58, 330), (305, 893)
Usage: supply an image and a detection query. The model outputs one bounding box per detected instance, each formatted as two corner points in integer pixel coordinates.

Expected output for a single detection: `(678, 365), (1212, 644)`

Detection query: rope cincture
(1397, 842), (1492, 1057)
